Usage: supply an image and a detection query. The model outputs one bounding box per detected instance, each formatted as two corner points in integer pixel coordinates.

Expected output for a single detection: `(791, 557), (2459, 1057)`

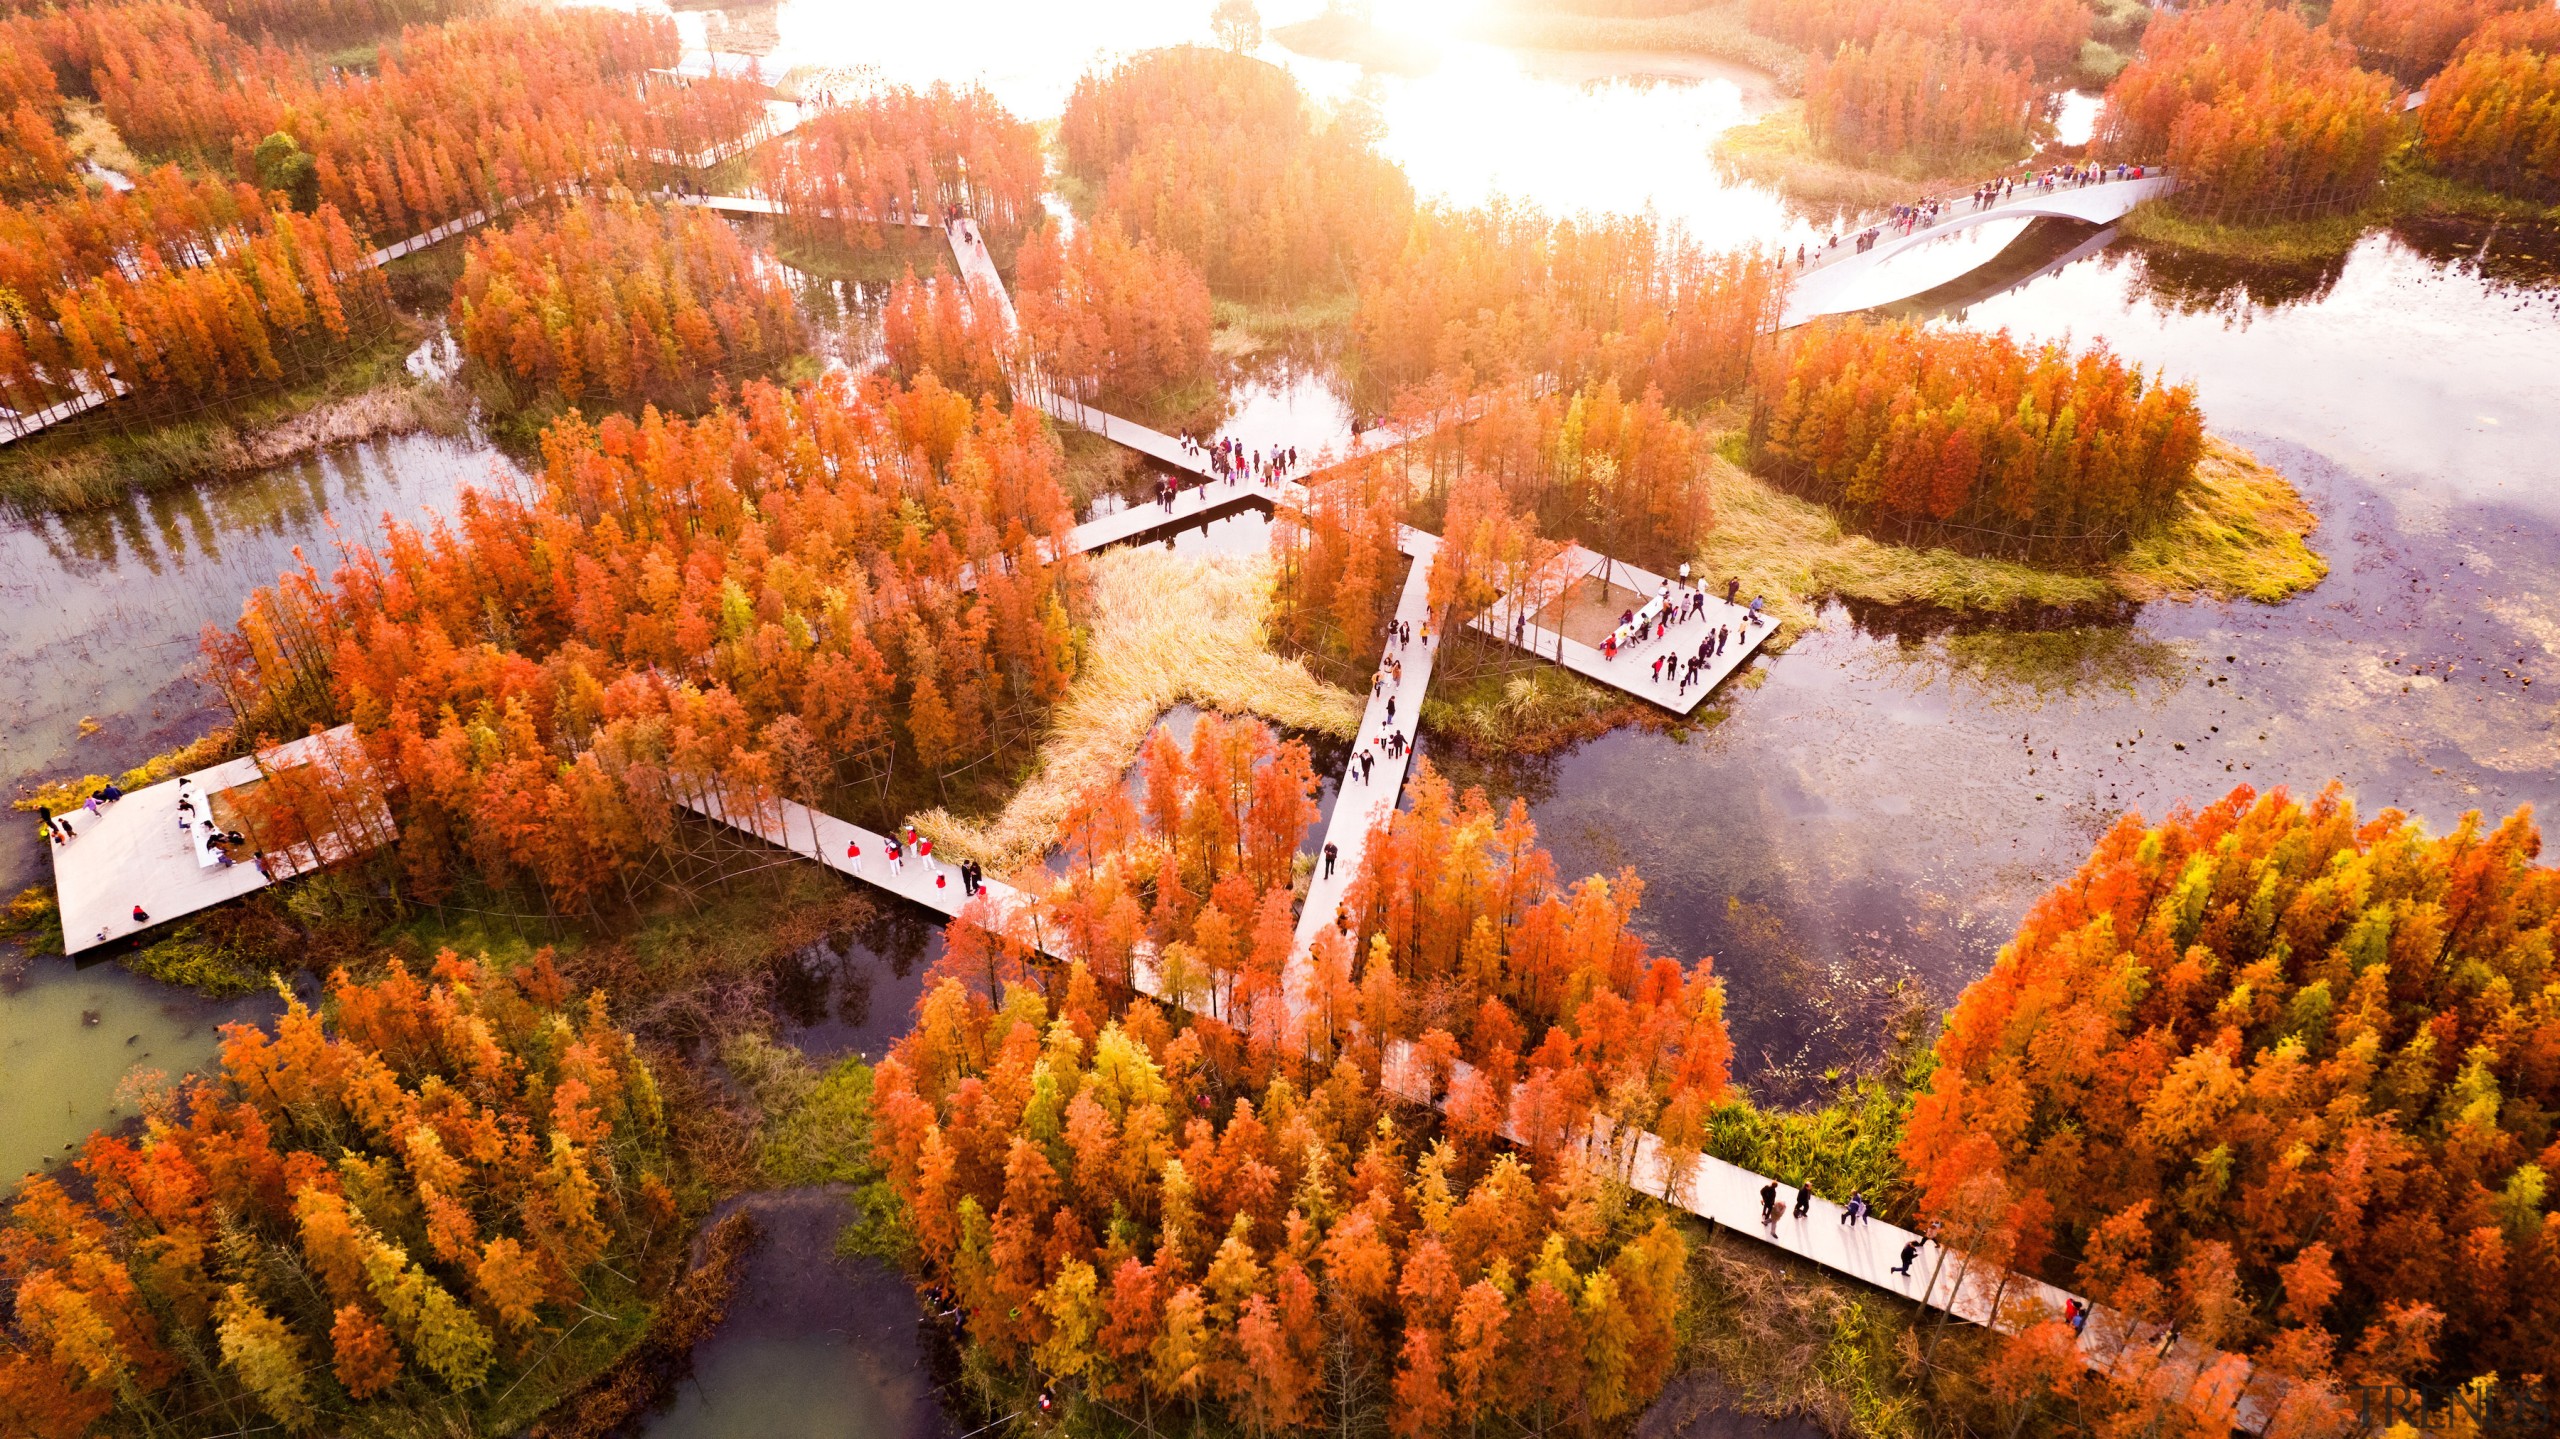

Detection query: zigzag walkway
(681, 763), (2308, 1434)
(672, 182), (2319, 1435)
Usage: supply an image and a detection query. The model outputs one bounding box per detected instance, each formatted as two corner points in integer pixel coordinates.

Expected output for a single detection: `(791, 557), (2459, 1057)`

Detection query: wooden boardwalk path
(1782, 172), (2175, 327)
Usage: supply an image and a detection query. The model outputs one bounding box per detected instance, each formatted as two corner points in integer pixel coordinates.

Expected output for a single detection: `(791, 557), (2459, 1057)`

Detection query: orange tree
(204, 372), (1082, 913)
(2419, 9), (2560, 202)
(0, 952), (687, 1439)
(2095, 1), (2397, 224)
(1059, 44), (1413, 301)
(1013, 217), (1214, 415)
(452, 198), (806, 414)
(1353, 201), (1783, 408)
(1741, 0), (2092, 76)
(1804, 31), (2047, 168)
(1746, 319), (2204, 559)
(758, 82), (1045, 248)
(2324, 0), (2544, 83)
(1902, 785), (2560, 1396)
(872, 718), (1715, 1434)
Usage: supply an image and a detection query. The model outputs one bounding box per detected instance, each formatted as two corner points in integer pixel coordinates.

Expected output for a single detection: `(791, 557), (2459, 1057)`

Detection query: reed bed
(914, 546), (1361, 873)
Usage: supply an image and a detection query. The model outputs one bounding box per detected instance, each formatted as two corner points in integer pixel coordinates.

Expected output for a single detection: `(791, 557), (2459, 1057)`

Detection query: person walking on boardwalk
(1385, 695), (1395, 724)
(1651, 655), (1665, 683)
(1760, 1181), (1781, 1236)
(886, 838), (903, 873)
(1323, 841), (1338, 879)
(846, 838), (863, 871)
(1794, 1184), (1813, 1219)
(1893, 1239), (1922, 1277)
(1840, 1189), (1867, 1225)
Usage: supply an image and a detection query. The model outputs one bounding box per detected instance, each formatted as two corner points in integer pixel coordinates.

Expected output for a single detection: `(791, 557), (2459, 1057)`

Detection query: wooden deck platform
(49, 726), (390, 955)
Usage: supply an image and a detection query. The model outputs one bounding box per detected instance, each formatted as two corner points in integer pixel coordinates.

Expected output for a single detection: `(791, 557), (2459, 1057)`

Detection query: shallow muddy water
(0, 962), (280, 1191)
(0, 433), (515, 899)
(1444, 222), (2560, 1099)
(635, 1189), (956, 1439)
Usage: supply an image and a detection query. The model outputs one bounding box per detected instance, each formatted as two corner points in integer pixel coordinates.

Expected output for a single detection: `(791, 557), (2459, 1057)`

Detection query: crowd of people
(1594, 575), (1766, 701)
(1792, 160), (2156, 264)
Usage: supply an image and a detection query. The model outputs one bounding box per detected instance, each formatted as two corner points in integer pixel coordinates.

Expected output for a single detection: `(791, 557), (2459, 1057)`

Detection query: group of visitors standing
(1799, 162), (2151, 265)
(843, 824), (983, 897)
(1597, 575), (1763, 694)
(1179, 434), (1300, 488)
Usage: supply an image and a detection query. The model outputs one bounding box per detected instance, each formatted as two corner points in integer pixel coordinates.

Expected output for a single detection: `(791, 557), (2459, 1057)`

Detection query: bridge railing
(1791, 168), (2172, 279)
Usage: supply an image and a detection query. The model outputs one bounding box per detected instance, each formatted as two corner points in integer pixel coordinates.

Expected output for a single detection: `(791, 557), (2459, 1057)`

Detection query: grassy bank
(0, 320), (466, 510)
(1420, 633), (1666, 757)
(2118, 148), (2560, 264)
(1715, 104), (2017, 212)
(912, 546), (1362, 875)
(1692, 436), (2323, 644)
(1212, 291), (1358, 346)
(1472, 3), (1806, 92)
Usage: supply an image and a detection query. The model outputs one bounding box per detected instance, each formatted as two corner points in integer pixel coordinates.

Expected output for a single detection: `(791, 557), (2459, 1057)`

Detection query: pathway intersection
(674, 219), (2321, 1435)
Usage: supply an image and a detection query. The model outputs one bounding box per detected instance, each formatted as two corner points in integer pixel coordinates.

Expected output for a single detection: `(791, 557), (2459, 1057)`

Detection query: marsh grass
(1715, 104), (2017, 213)
(2111, 439), (2327, 603)
(1420, 632), (1657, 757)
(0, 321), (460, 510)
(912, 546), (1361, 875)
(62, 101), (140, 176)
(1693, 437), (2323, 644)
(776, 224), (962, 286)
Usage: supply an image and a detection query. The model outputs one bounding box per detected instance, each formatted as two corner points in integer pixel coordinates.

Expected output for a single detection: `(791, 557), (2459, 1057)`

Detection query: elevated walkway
(1781, 173), (2174, 327)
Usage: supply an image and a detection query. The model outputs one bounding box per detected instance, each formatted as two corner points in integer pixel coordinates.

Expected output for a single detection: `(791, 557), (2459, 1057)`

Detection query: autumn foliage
(2419, 11), (2560, 201)
(2096, 2), (2397, 223)
(872, 712), (1709, 1432)
(1742, 0), (2092, 75)
(452, 198), (806, 413)
(1273, 455), (1410, 665)
(758, 83), (1045, 248)
(1060, 45), (1414, 300)
(2325, 0), (2543, 82)
(1338, 762), (1737, 1166)
(52, 4), (686, 238)
(197, 0), (486, 41)
(881, 263), (1015, 400)
(1904, 785), (2560, 1391)
(0, 170), (393, 419)
(1354, 201), (1784, 407)
(1804, 32), (2046, 166)
(0, 953), (682, 1438)
(1014, 218), (1215, 412)
(205, 372), (1081, 911)
(1747, 320), (2205, 557)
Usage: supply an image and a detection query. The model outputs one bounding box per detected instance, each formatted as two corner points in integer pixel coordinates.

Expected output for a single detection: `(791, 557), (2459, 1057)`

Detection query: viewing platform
(50, 726), (392, 956)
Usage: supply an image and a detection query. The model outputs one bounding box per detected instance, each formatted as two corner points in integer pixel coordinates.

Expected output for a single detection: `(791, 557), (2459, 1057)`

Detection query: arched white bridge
(1781, 172), (2176, 327)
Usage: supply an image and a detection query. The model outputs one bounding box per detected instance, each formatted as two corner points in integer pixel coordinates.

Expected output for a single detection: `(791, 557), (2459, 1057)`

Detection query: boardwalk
(1290, 528), (1440, 973)
(50, 727), (392, 955)
(1471, 544), (1776, 717)
(1782, 172), (2175, 326)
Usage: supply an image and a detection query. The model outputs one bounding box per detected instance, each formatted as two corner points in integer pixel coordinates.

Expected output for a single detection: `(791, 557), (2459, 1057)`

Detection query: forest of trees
(38, 2), (693, 236)
(1353, 201), (1785, 406)
(1740, 0), (2092, 77)
(1903, 785), (2560, 1409)
(2418, 9), (2560, 201)
(0, 954), (683, 1439)
(872, 716), (1712, 1433)
(2325, 0), (2545, 83)
(1059, 45), (1413, 300)
(0, 170), (394, 420)
(451, 199), (806, 414)
(1013, 218), (1214, 413)
(196, 0), (485, 42)
(881, 262), (1015, 401)
(758, 83), (1045, 251)
(2094, 2), (2397, 224)
(1803, 32), (2046, 167)
(203, 371), (1082, 913)
(1747, 320), (2206, 557)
